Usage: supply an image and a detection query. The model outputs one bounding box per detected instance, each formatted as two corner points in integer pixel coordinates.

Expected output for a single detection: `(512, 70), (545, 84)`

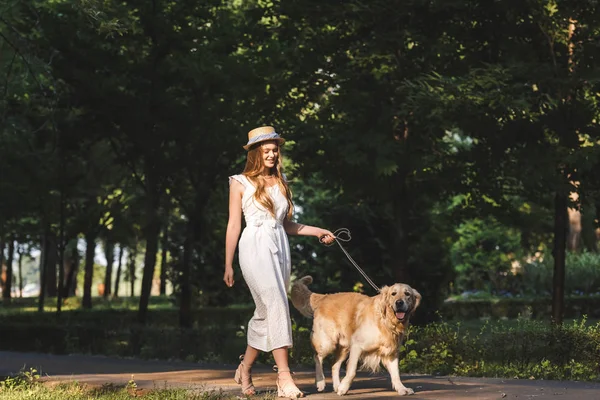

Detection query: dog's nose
(395, 300), (405, 307)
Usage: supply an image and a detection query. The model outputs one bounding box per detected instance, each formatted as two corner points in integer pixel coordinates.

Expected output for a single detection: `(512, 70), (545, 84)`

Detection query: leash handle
(319, 227), (350, 245)
(320, 228), (380, 293)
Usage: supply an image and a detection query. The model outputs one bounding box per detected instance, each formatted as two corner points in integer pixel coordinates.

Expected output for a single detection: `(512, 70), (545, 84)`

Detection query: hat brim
(243, 137), (285, 150)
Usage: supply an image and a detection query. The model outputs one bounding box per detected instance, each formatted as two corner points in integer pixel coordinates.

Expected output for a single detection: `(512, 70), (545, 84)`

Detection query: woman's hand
(317, 229), (336, 245)
(223, 265), (235, 287)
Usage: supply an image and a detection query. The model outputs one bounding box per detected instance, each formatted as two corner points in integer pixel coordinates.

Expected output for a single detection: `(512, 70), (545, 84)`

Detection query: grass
(0, 296), (176, 314)
(457, 317), (600, 335)
(0, 373), (278, 400)
(0, 383), (276, 400)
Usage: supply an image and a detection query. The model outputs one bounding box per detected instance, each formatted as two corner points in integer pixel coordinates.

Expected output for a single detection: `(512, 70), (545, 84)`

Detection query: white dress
(229, 174), (293, 352)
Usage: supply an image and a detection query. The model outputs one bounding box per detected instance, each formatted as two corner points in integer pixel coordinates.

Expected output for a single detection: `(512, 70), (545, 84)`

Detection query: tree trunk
(549, 19), (577, 324)
(138, 167), (161, 325)
(0, 239), (4, 295)
(552, 191), (568, 325)
(18, 245), (23, 298)
(103, 239), (114, 298)
(129, 246), (137, 297)
(3, 238), (14, 303)
(38, 225), (49, 312)
(179, 218), (194, 328)
(62, 239), (80, 298)
(114, 245), (124, 297)
(57, 187), (65, 314)
(63, 261), (75, 298)
(44, 232), (58, 298)
(160, 226), (168, 296)
(138, 215), (160, 324)
(82, 232), (96, 309)
(581, 201), (598, 252)
(391, 172), (410, 283)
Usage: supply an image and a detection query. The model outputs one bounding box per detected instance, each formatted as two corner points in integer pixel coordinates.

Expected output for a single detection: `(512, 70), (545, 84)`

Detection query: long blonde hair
(243, 141), (294, 220)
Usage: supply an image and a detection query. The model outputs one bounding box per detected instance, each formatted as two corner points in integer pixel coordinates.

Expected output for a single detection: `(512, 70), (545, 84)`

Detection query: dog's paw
(396, 386), (414, 396)
(336, 382), (350, 396)
(316, 380), (326, 392)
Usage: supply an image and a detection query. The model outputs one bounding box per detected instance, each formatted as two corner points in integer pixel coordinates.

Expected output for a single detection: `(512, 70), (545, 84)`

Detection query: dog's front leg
(336, 346), (361, 396)
(383, 357), (414, 396)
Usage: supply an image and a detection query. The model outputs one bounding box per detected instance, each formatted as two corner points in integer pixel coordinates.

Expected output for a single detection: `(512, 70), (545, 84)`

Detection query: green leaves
(0, 0), (599, 317)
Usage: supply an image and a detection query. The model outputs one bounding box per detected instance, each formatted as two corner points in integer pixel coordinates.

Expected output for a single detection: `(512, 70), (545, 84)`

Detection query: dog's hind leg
(314, 352), (327, 392)
(312, 332), (335, 392)
(331, 346), (349, 393)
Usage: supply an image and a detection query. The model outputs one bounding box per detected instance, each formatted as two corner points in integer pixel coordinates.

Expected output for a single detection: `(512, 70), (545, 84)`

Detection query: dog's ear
(379, 285), (390, 298)
(411, 288), (422, 311)
(377, 286), (391, 317)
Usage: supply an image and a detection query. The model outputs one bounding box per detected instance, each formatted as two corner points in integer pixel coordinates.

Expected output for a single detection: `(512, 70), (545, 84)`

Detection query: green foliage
(0, 0), (599, 331)
(451, 217), (522, 294)
(400, 323), (466, 376)
(523, 250), (600, 296)
(0, 368), (40, 390)
(400, 317), (600, 381)
(0, 305), (256, 363)
(441, 295), (600, 319)
(1, 302), (600, 383)
(0, 295), (173, 314)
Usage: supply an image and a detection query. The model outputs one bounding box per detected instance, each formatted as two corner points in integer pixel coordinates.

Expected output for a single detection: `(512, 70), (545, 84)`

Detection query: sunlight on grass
(457, 317), (600, 335)
(0, 380), (278, 400)
(0, 296), (176, 314)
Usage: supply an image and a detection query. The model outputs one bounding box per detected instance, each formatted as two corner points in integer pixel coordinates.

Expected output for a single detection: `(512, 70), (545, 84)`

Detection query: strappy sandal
(234, 355), (255, 396)
(276, 368), (304, 399)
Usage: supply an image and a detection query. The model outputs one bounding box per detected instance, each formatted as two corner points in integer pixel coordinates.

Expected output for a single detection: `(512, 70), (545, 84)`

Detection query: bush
(523, 250), (600, 296)
(1, 306), (599, 382)
(0, 368), (40, 390)
(441, 295), (600, 319)
(451, 217), (522, 294)
(400, 317), (600, 381)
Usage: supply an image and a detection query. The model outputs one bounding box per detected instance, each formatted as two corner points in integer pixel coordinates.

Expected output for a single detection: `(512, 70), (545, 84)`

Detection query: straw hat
(243, 126), (285, 150)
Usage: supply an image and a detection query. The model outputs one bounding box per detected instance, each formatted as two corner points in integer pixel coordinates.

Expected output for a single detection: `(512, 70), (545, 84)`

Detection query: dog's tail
(290, 275), (325, 318)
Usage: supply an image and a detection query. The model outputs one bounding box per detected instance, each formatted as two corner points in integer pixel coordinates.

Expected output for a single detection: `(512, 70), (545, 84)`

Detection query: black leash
(320, 228), (380, 293)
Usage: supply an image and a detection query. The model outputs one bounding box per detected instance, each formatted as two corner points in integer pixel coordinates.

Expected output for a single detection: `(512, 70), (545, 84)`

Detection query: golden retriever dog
(290, 275), (421, 396)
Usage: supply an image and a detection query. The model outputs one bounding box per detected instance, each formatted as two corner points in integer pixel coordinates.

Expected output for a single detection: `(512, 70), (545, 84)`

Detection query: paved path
(1, 351), (600, 399)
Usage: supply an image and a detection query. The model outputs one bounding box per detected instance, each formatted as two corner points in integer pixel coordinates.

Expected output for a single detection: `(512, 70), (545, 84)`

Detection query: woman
(224, 126), (335, 398)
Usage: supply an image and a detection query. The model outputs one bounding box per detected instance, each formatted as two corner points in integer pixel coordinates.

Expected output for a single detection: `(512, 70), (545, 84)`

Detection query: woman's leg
(234, 345), (260, 395)
(272, 346), (290, 371)
(243, 345), (260, 366)
(273, 347), (304, 398)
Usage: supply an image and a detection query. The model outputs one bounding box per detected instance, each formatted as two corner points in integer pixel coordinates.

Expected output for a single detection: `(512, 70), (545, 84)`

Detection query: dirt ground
(1, 351), (600, 399)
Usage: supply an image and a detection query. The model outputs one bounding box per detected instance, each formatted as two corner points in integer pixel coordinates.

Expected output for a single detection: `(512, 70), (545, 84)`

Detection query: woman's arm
(283, 219), (335, 244)
(224, 179), (244, 287)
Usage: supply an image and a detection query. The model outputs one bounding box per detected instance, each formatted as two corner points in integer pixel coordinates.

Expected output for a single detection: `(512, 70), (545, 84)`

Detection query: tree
(403, 0), (600, 324)
(268, 0), (478, 317)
